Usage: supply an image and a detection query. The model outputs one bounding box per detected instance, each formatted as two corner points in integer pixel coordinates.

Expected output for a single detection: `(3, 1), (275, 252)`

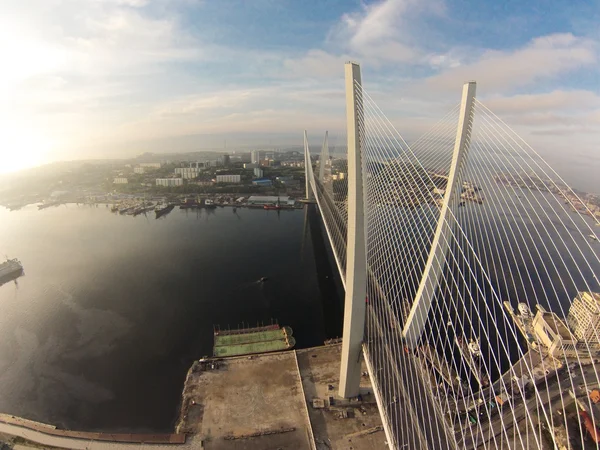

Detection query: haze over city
(2, 0), (599, 191)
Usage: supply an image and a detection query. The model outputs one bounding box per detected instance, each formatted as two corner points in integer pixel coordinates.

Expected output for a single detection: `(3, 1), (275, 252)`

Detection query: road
(458, 365), (600, 448)
(366, 304), (456, 450)
(0, 422), (199, 450)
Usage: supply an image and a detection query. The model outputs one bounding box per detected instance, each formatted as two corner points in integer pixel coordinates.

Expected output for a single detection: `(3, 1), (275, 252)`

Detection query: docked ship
(180, 197), (199, 209)
(0, 258), (24, 285)
(133, 203), (154, 216)
(155, 203), (174, 218)
(204, 199), (217, 209)
(213, 324), (295, 358)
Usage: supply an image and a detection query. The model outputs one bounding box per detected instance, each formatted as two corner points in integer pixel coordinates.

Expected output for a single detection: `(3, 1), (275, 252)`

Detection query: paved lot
(178, 351), (312, 450)
(296, 344), (387, 450)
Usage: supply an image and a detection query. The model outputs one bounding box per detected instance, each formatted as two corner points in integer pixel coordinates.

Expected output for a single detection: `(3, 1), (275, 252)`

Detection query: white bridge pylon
(303, 61), (600, 450)
(402, 81), (476, 348)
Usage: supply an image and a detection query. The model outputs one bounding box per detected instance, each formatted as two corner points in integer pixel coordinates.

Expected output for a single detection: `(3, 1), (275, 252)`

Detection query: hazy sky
(1, 0), (599, 186)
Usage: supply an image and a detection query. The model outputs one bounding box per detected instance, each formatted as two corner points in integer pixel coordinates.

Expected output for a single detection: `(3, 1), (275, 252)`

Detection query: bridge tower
(403, 81), (477, 348)
(303, 130), (314, 201)
(339, 62), (368, 398)
(319, 131), (329, 183)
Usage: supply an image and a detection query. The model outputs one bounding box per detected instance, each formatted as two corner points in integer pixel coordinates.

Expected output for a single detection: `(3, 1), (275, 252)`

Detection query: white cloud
(331, 0), (443, 52)
(1, 0), (599, 192)
(282, 50), (348, 79)
(474, 90), (600, 140)
(339, 0), (413, 48)
(424, 33), (597, 92)
(482, 90), (600, 115)
(283, 0), (443, 78)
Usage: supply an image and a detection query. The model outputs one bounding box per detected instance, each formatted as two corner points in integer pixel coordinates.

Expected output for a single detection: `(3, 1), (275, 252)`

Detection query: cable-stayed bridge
(304, 62), (600, 450)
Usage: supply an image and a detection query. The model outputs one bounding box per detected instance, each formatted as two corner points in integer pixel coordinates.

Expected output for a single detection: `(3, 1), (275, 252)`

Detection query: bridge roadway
(366, 303), (456, 450)
(311, 178), (457, 449)
(458, 364), (600, 449)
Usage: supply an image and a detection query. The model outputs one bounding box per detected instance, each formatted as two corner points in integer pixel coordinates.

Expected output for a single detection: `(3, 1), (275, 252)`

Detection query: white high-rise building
(216, 174), (241, 184)
(113, 177), (128, 184)
(251, 150), (261, 164)
(568, 291), (600, 342)
(156, 178), (183, 187)
(175, 167), (200, 179)
(139, 162), (162, 168)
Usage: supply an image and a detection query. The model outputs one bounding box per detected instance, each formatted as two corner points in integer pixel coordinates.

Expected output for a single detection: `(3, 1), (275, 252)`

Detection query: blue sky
(1, 0), (599, 186)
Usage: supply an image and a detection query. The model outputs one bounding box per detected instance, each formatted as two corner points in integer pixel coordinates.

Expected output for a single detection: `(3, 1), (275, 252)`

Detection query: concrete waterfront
(177, 343), (385, 450)
(1, 344), (385, 450)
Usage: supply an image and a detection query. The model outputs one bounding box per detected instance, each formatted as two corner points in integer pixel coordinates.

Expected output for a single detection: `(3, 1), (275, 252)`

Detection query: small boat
(264, 197), (282, 210)
(180, 197), (199, 209)
(259, 277), (268, 282)
(233, 207), (237, 213)
(204, 199), (217, 209)
(590, 234), (598, 241)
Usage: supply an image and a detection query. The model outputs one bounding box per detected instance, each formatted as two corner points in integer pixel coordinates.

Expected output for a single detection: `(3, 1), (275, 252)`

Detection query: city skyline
(1, 0), (599, 194)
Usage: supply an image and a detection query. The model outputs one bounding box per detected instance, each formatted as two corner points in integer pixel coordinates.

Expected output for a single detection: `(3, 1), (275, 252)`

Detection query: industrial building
(139, 162), (161, 168)
(156, 178), (183, 187)
(216, 174), (241, 184)
(247, 195), (295, 206)
(252, 178), (272, 187)
(568, 291), (600, 342)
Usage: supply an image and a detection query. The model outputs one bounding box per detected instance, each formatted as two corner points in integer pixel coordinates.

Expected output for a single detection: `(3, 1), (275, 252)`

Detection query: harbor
(0, 204), (336, 436)
(11, 194), (305, 218)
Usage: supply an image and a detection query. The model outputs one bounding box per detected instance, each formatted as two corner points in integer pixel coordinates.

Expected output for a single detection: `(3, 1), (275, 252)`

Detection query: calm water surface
(0, 204), (342, 432)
